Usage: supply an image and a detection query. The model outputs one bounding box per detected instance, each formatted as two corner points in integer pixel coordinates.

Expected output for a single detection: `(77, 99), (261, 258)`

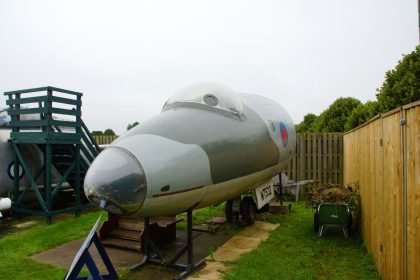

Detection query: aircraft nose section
(84, 147), (147, 215)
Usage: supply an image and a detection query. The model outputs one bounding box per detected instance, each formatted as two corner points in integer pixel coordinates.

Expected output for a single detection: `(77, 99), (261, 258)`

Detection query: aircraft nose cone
(84, 147), (147, 215)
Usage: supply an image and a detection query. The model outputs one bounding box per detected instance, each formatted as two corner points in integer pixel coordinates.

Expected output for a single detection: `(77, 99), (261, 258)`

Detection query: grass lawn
(224, 203), (380, 280)
(0, 211), (106, 279)
(0, 202), (380, 280)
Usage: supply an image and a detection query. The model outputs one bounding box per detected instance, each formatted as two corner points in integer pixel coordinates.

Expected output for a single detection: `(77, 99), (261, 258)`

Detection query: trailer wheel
(225, 199), (239, 223)
(240, 197), (256, 225)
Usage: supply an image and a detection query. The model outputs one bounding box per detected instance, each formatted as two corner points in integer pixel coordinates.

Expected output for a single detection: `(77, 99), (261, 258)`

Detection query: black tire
(240, 197), (256, 225)
(314, 212), (320, 232)
(225, 199), (239, 224)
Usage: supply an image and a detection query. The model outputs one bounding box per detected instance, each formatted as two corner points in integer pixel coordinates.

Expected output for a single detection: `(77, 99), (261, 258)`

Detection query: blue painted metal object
(64, 215), (118, 280)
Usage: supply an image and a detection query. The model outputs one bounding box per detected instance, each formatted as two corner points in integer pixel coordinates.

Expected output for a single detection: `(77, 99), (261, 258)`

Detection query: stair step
(118, 218), (145, 231)
(109, 228), (142, 241)
(102, 237), (140, 251)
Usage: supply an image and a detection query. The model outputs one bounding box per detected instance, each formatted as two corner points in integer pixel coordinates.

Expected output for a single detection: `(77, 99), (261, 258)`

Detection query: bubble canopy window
(162, 83), (247, 120)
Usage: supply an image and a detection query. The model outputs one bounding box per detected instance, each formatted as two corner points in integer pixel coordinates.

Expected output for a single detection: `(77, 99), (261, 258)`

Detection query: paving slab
(14, 221), (38, 229)
(222, 236), (261, 251)
(235, 227), (271, 241)
(187, 221), (279, 280)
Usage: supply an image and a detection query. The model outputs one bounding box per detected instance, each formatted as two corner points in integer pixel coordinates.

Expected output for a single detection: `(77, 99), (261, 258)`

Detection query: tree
(127, 121), (139, 131)
(314, 97), (362, 132)
(295, 113), (318, 133)
(376, 46), (420, 112)
(344, 101), (380, 131)
(103, 129), (116, 136)
(91, 130), (103, 136)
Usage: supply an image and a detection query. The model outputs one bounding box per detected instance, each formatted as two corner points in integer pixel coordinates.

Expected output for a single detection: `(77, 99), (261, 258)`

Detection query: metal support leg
(279, 173), (283, 205)
(12, 148), (20, 204)
(130, 209), (206, 280)
(75, 144), (81, 216)
(174, 208), (205, 280)
(45, 144), (52, 218)
(130, 217), (153, 270)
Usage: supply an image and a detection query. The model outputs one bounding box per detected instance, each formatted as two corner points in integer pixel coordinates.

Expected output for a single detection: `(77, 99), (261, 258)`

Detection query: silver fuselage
(84, 88), (296, 217)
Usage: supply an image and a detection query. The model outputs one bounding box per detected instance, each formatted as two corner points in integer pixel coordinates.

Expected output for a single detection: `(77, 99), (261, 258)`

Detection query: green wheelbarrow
(313, 203), (352, 238)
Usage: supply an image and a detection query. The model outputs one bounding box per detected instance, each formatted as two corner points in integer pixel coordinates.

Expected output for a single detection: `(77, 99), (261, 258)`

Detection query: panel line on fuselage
(152, 185), (204, 198)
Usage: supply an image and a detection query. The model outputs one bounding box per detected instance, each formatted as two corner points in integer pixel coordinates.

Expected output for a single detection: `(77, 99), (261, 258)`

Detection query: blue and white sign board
(64, 215), (118, 280)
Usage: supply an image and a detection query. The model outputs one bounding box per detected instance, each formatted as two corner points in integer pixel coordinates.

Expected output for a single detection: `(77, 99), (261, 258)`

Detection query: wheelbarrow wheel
(314, 212), (320, 232)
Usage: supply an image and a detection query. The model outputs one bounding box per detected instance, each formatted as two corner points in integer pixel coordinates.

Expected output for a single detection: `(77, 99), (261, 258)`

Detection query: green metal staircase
(4, 87), (101, 220)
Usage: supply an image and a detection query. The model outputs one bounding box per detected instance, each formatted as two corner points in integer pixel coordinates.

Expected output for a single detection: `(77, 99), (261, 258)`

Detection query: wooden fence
(344, 101), (420, 280)
(93, 135), (118, 145)
(282, 133), (343, 185)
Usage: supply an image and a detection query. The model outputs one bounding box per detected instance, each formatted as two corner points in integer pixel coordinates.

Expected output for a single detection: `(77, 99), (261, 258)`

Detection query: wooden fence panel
(283, 133), (343, 185)
(344, 101), (420, 280)
(93, 135), (118, 145)
(406, 105), (420, 280)
(382, 111), (403, 280)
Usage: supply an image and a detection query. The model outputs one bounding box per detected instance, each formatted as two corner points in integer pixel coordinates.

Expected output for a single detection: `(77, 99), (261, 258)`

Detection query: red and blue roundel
(279, 122), (288, 147)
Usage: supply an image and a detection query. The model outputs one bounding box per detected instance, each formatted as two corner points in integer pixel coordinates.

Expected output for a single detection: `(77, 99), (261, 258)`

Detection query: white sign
(255, 179), (275, 209)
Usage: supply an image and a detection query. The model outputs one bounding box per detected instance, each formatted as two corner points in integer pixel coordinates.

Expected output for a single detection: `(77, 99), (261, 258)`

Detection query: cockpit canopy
(162, 83), (246, 120)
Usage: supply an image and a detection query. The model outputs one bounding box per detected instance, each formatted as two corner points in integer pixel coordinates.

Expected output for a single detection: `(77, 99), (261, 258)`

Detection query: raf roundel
(279, 122), (288, 148)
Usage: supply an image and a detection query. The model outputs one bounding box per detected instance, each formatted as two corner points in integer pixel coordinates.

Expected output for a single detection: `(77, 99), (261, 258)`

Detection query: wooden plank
(338, 133), (343, 185)
(327, 133), (333, 183)
(49, 86), (83, 96)
(312, 134), (317, 181)
(50, 120), (80, 128)
(6, 96), (49, 105)
(102, 237), (140, 251)
(7, 107), (47, 115)
(406, 105), (420, 280)
(110, 228), (141, 241)
(298, 134), (305, 181)
(50, 96), (80, 106)
(382, 112), (403, 280)
(306, 133), (311, 179)
(9, 120), (48, 127)
(50, 107), (81, 116)
(344, 117), (385, 276)
(373, 118), (384, 273)
(317, 134), (322, 182)
(10, 132), (48, 139)
(118, 218), (145, 231)
(4, 86), (49, 95)
(322, 133), (328, 183)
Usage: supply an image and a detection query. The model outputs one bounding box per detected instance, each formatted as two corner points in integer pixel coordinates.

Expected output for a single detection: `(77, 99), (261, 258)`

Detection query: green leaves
(296, 46), (420, 132)
(376, 46), (420, 112)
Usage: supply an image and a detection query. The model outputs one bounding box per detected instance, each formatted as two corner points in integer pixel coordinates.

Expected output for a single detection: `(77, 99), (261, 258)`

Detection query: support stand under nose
(130, 208), (205, 280)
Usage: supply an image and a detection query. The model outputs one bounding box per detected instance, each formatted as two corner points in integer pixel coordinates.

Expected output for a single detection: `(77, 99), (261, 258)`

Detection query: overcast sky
(0, 0), (418, 134)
